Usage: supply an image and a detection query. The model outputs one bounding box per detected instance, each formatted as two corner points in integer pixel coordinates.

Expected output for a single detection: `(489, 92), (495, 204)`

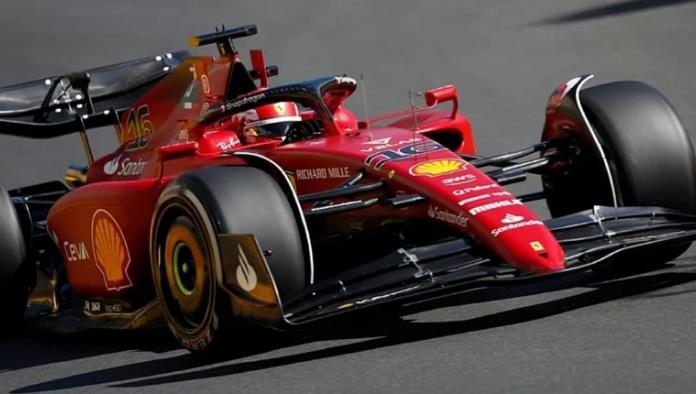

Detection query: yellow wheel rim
(164, 222), (209, 318)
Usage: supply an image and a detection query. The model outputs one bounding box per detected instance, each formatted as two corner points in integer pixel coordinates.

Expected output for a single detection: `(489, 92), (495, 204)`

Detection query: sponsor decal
(469, 199), (523, 216)
(335, 76), (357, 86)
(457, 191), (512, 206)
(360, 137), (421, 153)
(274, 102), (286, 115)
(119, 158), (147, 176)
(409, 159), (466, 177)
(103, 155), (121, 175)
(530, 241), (545, 252)
(236, 244), (258, 292)
(452, 183), (497, 195)
(220, 93), (266, 113)
(443, 174), (477, 186)
(122, 105), (153, 151)
(216, 135), (241, 152)
(104, 155), (147, 177)
(178, 129), (190, 141)
(491, 220), (544, 237)
(84, 300), (102, 313)
(364, 141), (445, 170)
(296, 166), (351, 180)
(104, 303), (124, 313)
(428, 205), (468, 228)
(63, 241), (89, 262)
(501, 213), (524, 224)
(201, 74), (211, 95)
(363, 137), (392, 146)
(83, 300), (125, 314)
(91, 209), (132, 291)
(457, 194), (491, 206)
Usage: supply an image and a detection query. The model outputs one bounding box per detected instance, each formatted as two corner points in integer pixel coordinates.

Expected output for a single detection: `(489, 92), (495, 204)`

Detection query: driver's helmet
(243, 102), (302, 140)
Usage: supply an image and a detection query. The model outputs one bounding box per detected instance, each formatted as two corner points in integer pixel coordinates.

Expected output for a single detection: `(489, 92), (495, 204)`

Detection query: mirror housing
(424, 85), (458, 118)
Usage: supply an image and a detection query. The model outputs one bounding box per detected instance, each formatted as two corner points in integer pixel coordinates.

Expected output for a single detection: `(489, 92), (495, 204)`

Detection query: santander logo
(236, 244), (258, 292)
(103, 155), (121, 175)
(102, 154), (147, 177)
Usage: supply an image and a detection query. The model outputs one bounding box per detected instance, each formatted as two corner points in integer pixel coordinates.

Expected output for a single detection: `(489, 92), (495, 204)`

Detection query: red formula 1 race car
(2, 24), (696, 352)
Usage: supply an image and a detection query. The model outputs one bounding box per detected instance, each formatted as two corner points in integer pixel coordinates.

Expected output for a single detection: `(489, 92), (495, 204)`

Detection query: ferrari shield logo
(530, 241), (545, 252)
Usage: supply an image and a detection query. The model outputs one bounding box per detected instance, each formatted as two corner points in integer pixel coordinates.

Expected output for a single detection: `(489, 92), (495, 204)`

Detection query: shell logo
(91, 209), (132, 291)
(409, 159), (466, 177)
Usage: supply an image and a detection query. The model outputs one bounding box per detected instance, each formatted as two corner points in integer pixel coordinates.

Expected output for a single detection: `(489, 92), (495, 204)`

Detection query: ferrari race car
(2, 24), (696, 352)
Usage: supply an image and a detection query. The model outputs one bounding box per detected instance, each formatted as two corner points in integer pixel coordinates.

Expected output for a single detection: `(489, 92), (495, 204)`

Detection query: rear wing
(0, 51), (188, 139)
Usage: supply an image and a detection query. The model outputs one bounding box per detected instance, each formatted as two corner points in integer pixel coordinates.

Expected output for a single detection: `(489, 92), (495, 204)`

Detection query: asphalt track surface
(2, 1), (696, 392)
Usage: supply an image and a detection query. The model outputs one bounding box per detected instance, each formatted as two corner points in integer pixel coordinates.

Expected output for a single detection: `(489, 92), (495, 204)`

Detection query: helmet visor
(249, 122), (294, 138)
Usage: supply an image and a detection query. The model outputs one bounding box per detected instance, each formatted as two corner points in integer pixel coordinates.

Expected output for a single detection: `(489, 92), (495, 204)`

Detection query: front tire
(543, 81), (696, 267)
(151, 166), (307, 353)
(152, 185), (224, 352)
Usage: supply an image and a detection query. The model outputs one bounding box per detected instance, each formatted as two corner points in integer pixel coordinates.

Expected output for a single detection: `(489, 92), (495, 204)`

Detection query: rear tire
(151, 166), (307, 353)
(0, 181), (29, 331)
(0, 263), (33, 332)
(543, 81), (696, 268)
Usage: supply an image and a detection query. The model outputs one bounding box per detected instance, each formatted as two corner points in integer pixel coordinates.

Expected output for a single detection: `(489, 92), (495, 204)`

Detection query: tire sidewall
(544, 81), (696, 215)
(581, 82), (696, 213)
(151, 181), (224, 351)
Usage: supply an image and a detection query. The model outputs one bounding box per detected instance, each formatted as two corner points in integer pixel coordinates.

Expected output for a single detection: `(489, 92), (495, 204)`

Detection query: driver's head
(243, 102), (301, 140)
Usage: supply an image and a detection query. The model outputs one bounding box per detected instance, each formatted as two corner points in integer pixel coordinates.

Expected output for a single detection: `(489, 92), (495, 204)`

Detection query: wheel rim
(172, 242), (196, 296)
(161, 215), (213, 330)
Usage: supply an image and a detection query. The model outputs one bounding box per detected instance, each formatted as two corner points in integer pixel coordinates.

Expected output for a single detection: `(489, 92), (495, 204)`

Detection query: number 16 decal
(122, 105), (154, 151)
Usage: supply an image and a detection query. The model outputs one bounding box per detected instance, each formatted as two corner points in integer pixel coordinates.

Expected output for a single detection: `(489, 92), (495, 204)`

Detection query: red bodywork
(46, 50), (564, 299)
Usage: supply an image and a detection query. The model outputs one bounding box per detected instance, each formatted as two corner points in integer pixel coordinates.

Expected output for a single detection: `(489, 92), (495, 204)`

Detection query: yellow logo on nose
(410, 159), (466, 177)
(274, 103), (286, 115)
(530, 241), (545, 252)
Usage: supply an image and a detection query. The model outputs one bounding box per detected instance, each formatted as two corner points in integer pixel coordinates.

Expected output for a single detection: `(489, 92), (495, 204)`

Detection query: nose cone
(517, 248), (565, 273)
(496, 230), (566, 274)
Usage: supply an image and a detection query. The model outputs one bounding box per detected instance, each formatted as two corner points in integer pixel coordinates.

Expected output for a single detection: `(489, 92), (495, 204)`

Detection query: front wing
(218, 206), (696, 329)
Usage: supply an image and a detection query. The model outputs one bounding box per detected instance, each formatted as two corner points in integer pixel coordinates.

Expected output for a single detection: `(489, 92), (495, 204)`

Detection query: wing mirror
(424, 85), (458, 118)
